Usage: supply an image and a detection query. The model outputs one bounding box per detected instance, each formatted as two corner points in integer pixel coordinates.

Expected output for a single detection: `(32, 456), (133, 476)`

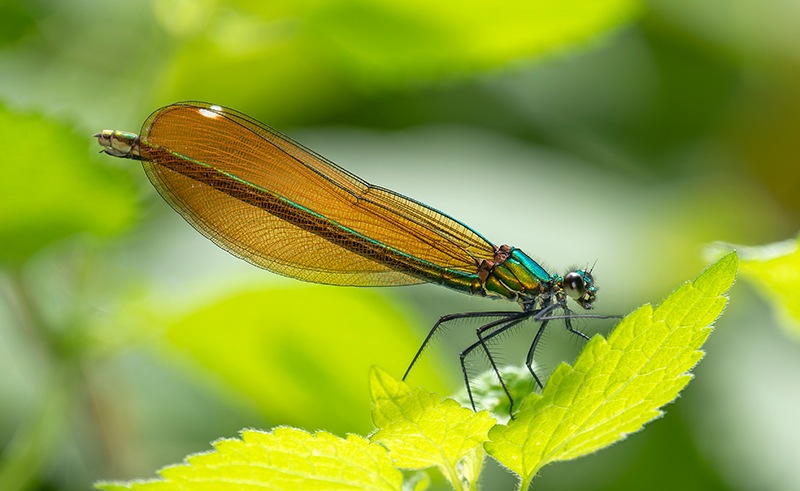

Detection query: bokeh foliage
(1, 1), (799, 491)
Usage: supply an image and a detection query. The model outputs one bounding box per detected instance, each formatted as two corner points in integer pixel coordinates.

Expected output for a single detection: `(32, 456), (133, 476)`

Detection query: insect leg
(403, 311), (523, 380)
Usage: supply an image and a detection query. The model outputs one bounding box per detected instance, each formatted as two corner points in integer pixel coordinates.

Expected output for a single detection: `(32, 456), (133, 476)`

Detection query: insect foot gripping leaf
(96, 428), (404, 491)
(485, 252), (738, 490)
(369, 367), (495, 491)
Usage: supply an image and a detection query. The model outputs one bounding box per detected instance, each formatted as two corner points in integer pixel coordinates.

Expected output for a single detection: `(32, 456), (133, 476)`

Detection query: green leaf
(0, 105), (137, 264)
(401, 471), (430, 491)
(158, 0), (640, 113)
(485, 253), (738, 489)
(0, 1), (37, 45)
(96, 428), (402, 491)
(163, 287), (450, 436)
(456, 446), (485, 491)
(369, 367), (495, 491)
(452, 365), (536, 423)
(712, 235), (800, 338)
(305, 0), (641, 84)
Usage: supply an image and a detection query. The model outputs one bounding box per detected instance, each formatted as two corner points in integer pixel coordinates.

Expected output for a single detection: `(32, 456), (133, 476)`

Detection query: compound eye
(563, 271), (585, 300)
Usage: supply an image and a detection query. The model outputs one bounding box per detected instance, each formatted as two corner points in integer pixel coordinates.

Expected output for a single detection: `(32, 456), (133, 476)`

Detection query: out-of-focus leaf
(452, 365), (534, 422)
(304, 0), (641, 83)
(402, 470), (430, 491)
(164, 287), (448, 435)
(96, 428), (403, 491)
(0, 371), (73, 491)
(0, 1), (37, 45)
(486, 253), (737, 489)
(0, 105), (136, 265)
(156, 0), (640, 120)
(712, 235), (800, 338)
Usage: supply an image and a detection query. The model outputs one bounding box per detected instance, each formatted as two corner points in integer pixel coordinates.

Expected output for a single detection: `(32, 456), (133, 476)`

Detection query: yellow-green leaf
(163, 287), (448, 436)
(97, 428), (402, 491)
(718, 235), (800, 338)
(159, 0), (640, 111)
(369, 367), (494, 490)
(304, 0), (641, 83)
(485, 253), (738, 489)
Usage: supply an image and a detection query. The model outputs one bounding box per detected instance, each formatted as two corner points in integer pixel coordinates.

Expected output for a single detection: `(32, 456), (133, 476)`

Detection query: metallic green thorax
(485, 248), (550, 299)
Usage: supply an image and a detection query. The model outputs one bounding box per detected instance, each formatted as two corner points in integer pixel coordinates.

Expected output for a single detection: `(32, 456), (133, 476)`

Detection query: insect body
(96, 102), (605, 413)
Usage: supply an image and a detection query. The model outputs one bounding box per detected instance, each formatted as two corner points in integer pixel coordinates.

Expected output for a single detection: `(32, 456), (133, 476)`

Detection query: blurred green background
(1, 0), (799, 490)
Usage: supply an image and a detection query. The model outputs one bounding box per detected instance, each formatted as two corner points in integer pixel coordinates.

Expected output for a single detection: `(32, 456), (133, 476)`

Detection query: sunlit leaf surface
(485, 253), (737, 489)
(369, 367), (494, 489)
(97, 428), (403, 491)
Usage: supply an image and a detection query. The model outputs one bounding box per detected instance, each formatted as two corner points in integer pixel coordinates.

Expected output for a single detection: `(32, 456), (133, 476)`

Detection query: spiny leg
(524, 301), (592, 390)
(403, 311), (522, 381)
(524, 318), (549, 389)
(459, 314), (531, 412)
(525, 301), (564, 387)
(563, 310), (591, 341)
(534, 301), (592, 342)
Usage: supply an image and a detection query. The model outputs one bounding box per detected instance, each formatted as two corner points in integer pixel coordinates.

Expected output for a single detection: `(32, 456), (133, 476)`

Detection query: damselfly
(96, 102), (612, 413)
